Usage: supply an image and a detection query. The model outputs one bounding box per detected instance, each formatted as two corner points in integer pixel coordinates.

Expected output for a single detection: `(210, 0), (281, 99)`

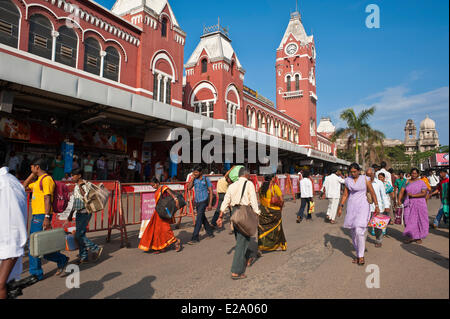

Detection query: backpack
(39, 175), (70, 214)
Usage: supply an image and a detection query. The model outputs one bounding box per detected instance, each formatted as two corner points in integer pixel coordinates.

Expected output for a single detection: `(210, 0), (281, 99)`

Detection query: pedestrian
(62, 173), (71, 181)
(429, 169), (449, 229)
(135, 160), (142, 182)
(394, 171), (407, 206)
(127, 156), (136, 182)
(0, 166), (28, 299)
(155, 160), (164, 182)
(7, 151), (20, 177)
(337, 163), (380, 266)
(96, 155), (107, 180)
(138, 178), (183, 253)
(366, 169), (391, 248)
(258, 174), (287, 252)
(297, 171), (314, 223)
(83, 154), (94, 180)
(144, 161), (151, 182)
(51, 154), (65, 181)
(66, 169), (103, 264)
(211, 170), (233, 229)
(321, 169), (345, 224)
(398, 168), (429, 244)
(187, 166), (214, 244)
(19, 154), (30, 180)
(419, 171), (432, 200)
(428, 170), (440, 199)
(22, 158), (69, 283)
(217, 167), (261, 280)
(72, 156), (79, 171)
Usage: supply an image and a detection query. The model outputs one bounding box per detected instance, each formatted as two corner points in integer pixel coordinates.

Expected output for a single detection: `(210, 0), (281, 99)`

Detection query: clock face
(286, 43), (298, 55)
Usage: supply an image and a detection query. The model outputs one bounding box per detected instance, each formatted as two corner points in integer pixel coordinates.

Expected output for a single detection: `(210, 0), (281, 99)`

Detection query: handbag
(230, 181), (259, 237)
(83, 183), (110, 214)
(368, 214), (390, 230)
(270, 184), (283, 208)
(156, 193), (186, 219)
(366, 192), (374, 204)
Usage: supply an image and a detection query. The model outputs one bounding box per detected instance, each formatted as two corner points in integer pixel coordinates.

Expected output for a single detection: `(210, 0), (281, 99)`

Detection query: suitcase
(30, 228), (66, 258)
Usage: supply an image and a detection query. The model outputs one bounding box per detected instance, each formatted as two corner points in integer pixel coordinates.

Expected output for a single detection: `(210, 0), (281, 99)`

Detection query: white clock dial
(286, 43), (298, 55)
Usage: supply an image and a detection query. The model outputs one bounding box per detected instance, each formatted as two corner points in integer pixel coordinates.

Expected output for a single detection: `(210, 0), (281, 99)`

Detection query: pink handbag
(368, 214), (390, 230)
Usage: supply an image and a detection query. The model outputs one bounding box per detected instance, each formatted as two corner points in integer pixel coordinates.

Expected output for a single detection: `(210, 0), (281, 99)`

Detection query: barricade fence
(24, 173), (321, 248)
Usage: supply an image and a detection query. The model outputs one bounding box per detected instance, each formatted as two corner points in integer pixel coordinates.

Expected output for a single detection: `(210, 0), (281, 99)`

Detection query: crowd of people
(0, 157), (448, 297)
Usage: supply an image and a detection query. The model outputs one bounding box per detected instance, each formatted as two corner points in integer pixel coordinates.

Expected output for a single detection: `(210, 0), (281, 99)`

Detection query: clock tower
(276, 10), (317, 148)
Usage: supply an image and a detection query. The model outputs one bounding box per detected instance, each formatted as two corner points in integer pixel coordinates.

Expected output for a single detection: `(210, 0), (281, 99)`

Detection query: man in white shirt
(297, 171), (314, 223)
(218, 167), (260, 280)
(0, 167), (27, 299)
(428, 170), (439, 198)
(321, 169), (345, 224)
(155, 161), (164, 182)
(367, 168), (391, 248)
(376, 161), (392, 187)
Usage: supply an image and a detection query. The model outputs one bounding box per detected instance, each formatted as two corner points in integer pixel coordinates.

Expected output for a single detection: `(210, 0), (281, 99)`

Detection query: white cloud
(332, 85), (449, 144)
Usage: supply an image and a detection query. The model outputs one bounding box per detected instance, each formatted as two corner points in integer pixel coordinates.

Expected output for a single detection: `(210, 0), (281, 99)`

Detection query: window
(201, 58), (207, 73)
(295, 74), (300, 91)
(153, 73), (158, 100)
(286, 75), (291, 92)
(84, 37), (100, 75)
(161, 17), (167, 38)
(227, 104), (237, 125)
(159, 76), (164, 102)
(55, 26), (77, 67)
(231, 61), (235, 76)
(0, 0), (20, 48)
(28, 14), (52, 60)
(103, 46), (120, 81)
(166, 80), (171, 104)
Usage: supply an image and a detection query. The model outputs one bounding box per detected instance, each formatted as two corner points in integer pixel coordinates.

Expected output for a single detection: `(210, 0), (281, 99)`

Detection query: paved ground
(18, 197), (449, 299)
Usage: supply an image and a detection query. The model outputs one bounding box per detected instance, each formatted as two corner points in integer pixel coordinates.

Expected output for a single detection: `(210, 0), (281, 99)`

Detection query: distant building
(404, 117), (440, 154)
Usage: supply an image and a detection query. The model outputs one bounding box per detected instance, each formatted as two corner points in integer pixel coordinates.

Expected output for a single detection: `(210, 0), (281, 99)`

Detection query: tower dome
(420, 115), (436, 130)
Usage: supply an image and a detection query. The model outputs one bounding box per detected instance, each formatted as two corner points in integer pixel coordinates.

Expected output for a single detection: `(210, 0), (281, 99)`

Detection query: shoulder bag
(230, 181), (259, 237)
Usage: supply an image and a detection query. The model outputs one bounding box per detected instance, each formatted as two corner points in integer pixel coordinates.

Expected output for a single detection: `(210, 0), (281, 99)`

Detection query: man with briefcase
(22, 159), (69, 284)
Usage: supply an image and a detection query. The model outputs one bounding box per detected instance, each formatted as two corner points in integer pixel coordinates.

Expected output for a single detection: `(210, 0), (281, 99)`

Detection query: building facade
(404, 117), (440, 155)
(0, 0), (344, 176)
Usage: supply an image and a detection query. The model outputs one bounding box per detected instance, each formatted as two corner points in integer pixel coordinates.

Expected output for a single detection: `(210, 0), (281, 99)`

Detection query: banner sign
(62, 142), (74, 174)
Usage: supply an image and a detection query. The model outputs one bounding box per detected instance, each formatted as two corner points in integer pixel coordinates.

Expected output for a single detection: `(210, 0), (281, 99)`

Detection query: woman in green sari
(52, 154), (65, 181)
(258, 175), (287, 252)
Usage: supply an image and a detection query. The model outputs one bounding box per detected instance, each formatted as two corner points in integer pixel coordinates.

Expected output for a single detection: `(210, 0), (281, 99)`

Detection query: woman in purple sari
(399, 168), (429, 244)
(337, 163), (380, 266)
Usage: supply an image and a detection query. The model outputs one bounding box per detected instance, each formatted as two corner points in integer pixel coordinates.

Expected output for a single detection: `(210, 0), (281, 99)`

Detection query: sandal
(231, 274), (247, 280)
(375, 243), (382, 248)
(358, 257), (365, 266)
(175, 239), (183, 252)
(415, 239), (423, 244)
(330, 220), (336, 224)
(404, 239), (415, 244)
(352, 258), (358, 264)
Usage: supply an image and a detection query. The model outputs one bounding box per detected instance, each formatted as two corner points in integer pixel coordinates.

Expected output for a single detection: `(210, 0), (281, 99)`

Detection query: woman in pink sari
(399, 168), (429, 244)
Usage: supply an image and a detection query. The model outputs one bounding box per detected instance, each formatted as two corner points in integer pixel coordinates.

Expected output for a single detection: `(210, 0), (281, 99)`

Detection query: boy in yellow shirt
(22, 158), (68, 283)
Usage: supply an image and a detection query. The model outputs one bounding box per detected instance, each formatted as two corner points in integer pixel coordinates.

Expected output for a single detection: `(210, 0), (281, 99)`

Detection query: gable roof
(185, 31), (244, 72)
(278, 11), (313, 50)
(112, 0), (180, 28)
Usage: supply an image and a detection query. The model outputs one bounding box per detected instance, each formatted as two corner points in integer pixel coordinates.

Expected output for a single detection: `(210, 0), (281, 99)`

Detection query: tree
(363, 128), (385, 166)
(332, 107), (376, 165)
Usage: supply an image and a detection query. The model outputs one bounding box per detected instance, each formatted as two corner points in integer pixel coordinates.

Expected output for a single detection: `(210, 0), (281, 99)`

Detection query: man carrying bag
(217, 167), (260, 280)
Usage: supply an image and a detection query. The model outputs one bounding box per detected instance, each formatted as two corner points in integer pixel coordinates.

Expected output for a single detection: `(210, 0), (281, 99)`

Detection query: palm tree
(363, 128), (386, 166)
(332, 107), (376, 165)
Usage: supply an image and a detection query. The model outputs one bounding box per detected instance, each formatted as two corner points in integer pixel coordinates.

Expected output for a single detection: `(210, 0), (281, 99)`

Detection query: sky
(98, 0), (449, 145)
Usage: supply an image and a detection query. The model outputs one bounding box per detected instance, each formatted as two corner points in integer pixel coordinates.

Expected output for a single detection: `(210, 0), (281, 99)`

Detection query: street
(19, 197), (449, 299)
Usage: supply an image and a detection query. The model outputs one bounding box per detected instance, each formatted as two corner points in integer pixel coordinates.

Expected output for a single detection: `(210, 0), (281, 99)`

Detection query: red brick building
(0, 0), (345, 176)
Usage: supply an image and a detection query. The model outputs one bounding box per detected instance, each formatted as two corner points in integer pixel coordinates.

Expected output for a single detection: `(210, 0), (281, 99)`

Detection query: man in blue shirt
(187, 166), (214, 244)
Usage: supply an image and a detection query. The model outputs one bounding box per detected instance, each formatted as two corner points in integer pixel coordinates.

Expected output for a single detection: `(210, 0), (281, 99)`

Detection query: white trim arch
(225, 83), (240, 109)
(190, 81), (218, 106)
(151, 50), (176, 83)
(159, 12), (173, 29)
(27, 4), (58, 22)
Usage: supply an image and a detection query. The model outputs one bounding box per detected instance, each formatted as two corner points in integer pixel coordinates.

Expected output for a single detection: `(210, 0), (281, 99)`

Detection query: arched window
(0, 0), (20, 48)
(84, 37), (101, 75)
(246, 108), (251, 127)
(295, 74), (300, 91)
(55, 26), (77, 67)
(103, 46), (120, 81)
(161, 17), (168, 38)
(286, 75), (291, 92)
(231, 61), (235, 76)
(28, 14), (53, 60)
(201, 58), (207, 73)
